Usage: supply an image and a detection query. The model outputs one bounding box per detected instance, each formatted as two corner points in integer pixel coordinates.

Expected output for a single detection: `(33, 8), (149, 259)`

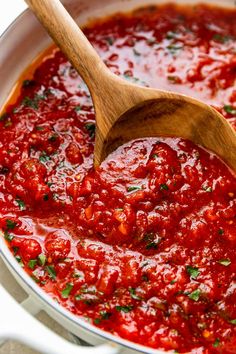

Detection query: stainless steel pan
(0, 1), (235, 353)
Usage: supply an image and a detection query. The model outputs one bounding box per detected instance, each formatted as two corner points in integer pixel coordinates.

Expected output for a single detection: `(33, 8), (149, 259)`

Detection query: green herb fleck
(146, 242), (158, 250)
(166, 31), (177, 39)
(100, 311), (112, 320)
(43, 194), (49, 201)
(6, 219), (17, 230)
(218, 258), (231, 266)
(105, 37), (115, 46)
(229, 319), (236, 325)
(38, 253), (47, 266)
(61, 283), (74, 299)
(0, 113), (8, 121)
(170, 279), (177, 285)
(36, 126), (44, 131)
(186, 265), (200, 279)
(127, 186), (141, 192)
(160, 184), (169, 191)
(74, 105), (81, 112)
(129, 288), (142, 300)
(224, 105), (236, 115)
(22, 96), (38, 109)
(22, 79), (35, 88)
(28, 259), (37, 270)
(4, 231), (14, 242)
(39, 152), (50, 163)
(167, 45), (183, 54)
(15, 199), (25, 211)
(142, 274), (149, 282)
(84, 123), (95, 137)
(188, 289), (201, 302)
(94, 318), (101, 325)
(15, 255), (24, 267)
(213, 338), (220, 348)
(115, 305), (133, 313)
(45, 265), (57, 280)
(31, 275), (40, 283)
(167, 76), (180, 83)
(202, 185), (212, 192)
(213, 33), (230, 43)
(48, 134), (58, 142)
(218, 228), (224, 235)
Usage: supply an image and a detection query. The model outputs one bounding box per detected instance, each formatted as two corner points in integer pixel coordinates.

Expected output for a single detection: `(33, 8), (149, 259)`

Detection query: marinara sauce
(1, 4), (236, 353)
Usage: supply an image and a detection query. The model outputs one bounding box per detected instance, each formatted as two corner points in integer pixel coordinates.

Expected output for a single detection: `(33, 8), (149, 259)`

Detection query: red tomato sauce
(1, 4), (236, 353)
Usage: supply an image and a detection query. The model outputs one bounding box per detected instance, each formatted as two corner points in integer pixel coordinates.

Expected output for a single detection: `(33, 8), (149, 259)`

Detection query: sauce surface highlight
(1, 4), (236, 353)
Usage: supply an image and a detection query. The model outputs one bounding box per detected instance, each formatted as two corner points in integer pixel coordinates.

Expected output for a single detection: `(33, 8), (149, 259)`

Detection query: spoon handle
(25, 0), (109, 94)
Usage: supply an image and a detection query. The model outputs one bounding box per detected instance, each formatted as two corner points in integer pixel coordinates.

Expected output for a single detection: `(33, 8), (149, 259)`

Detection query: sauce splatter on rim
(1, 4), (236, 353)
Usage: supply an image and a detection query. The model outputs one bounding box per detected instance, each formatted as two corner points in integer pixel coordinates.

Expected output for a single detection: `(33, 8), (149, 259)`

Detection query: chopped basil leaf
(170, 279), (176, 285)
(115, 305), (133, 313)
(36, 126), (44, 131)
(22, 96), (38, 109)
(142, 274), (149, 282)
(167, 45), (183, 54)
(39, 152), (50, 163)
(22, 79), (35, 88)
(28, 259), (37, 270)
(38, 253), (47, 266)
(61, 283), (74, 299)
(218, 258), (231, 266)
(213, 33), (230, 43)
(218, 228), (224, 235)
(4, 231), (14, 242)
(84, 123), (95, 137)
(43, 194), (49, 201)
(6, 219), (17, 229)
(229, 319), (236, 325)
(0, 113), (8, 121)
(15, 199), (25, 211)
(202, 185), (212, 192)
(224, 105), (236, 115)
(13, 246), (19, 255)
(186, 265), (200, 279)
(166, 31), (177, 39)
(48, 134), (58, 142)
(129, 288), (142, 300)
(45, 265), (57, 280)
(188, 289), (201, 302)
(160, 184), (169, 191)
(105, 37), (115, 45)
(74, 105), (81, 112)
(31, 275), (40, 283)
(146, 241), (158, 250)
(94, 318), (101, 325)
(100, 311), (112, 320)
(213, 338), (220, 348)
(72, 271), (81, 278)
(127, 186), (141, 192)
(15, 255), (24, 267)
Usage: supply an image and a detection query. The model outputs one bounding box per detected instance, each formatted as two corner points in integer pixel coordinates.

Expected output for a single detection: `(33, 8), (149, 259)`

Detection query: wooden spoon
(25, 0), (236, 171)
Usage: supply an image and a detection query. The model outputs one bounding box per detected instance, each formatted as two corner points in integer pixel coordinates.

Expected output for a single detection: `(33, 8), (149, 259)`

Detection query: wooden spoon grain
(25, 0), (236, 171)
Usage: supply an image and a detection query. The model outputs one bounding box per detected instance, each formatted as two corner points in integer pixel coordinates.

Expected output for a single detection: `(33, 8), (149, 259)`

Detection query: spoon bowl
(25, 0), (236, 171)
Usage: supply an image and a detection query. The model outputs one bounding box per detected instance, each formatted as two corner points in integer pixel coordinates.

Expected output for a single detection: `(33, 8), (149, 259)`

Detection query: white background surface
(0, 2), (74, 354)
(0, 0), (27, 35)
